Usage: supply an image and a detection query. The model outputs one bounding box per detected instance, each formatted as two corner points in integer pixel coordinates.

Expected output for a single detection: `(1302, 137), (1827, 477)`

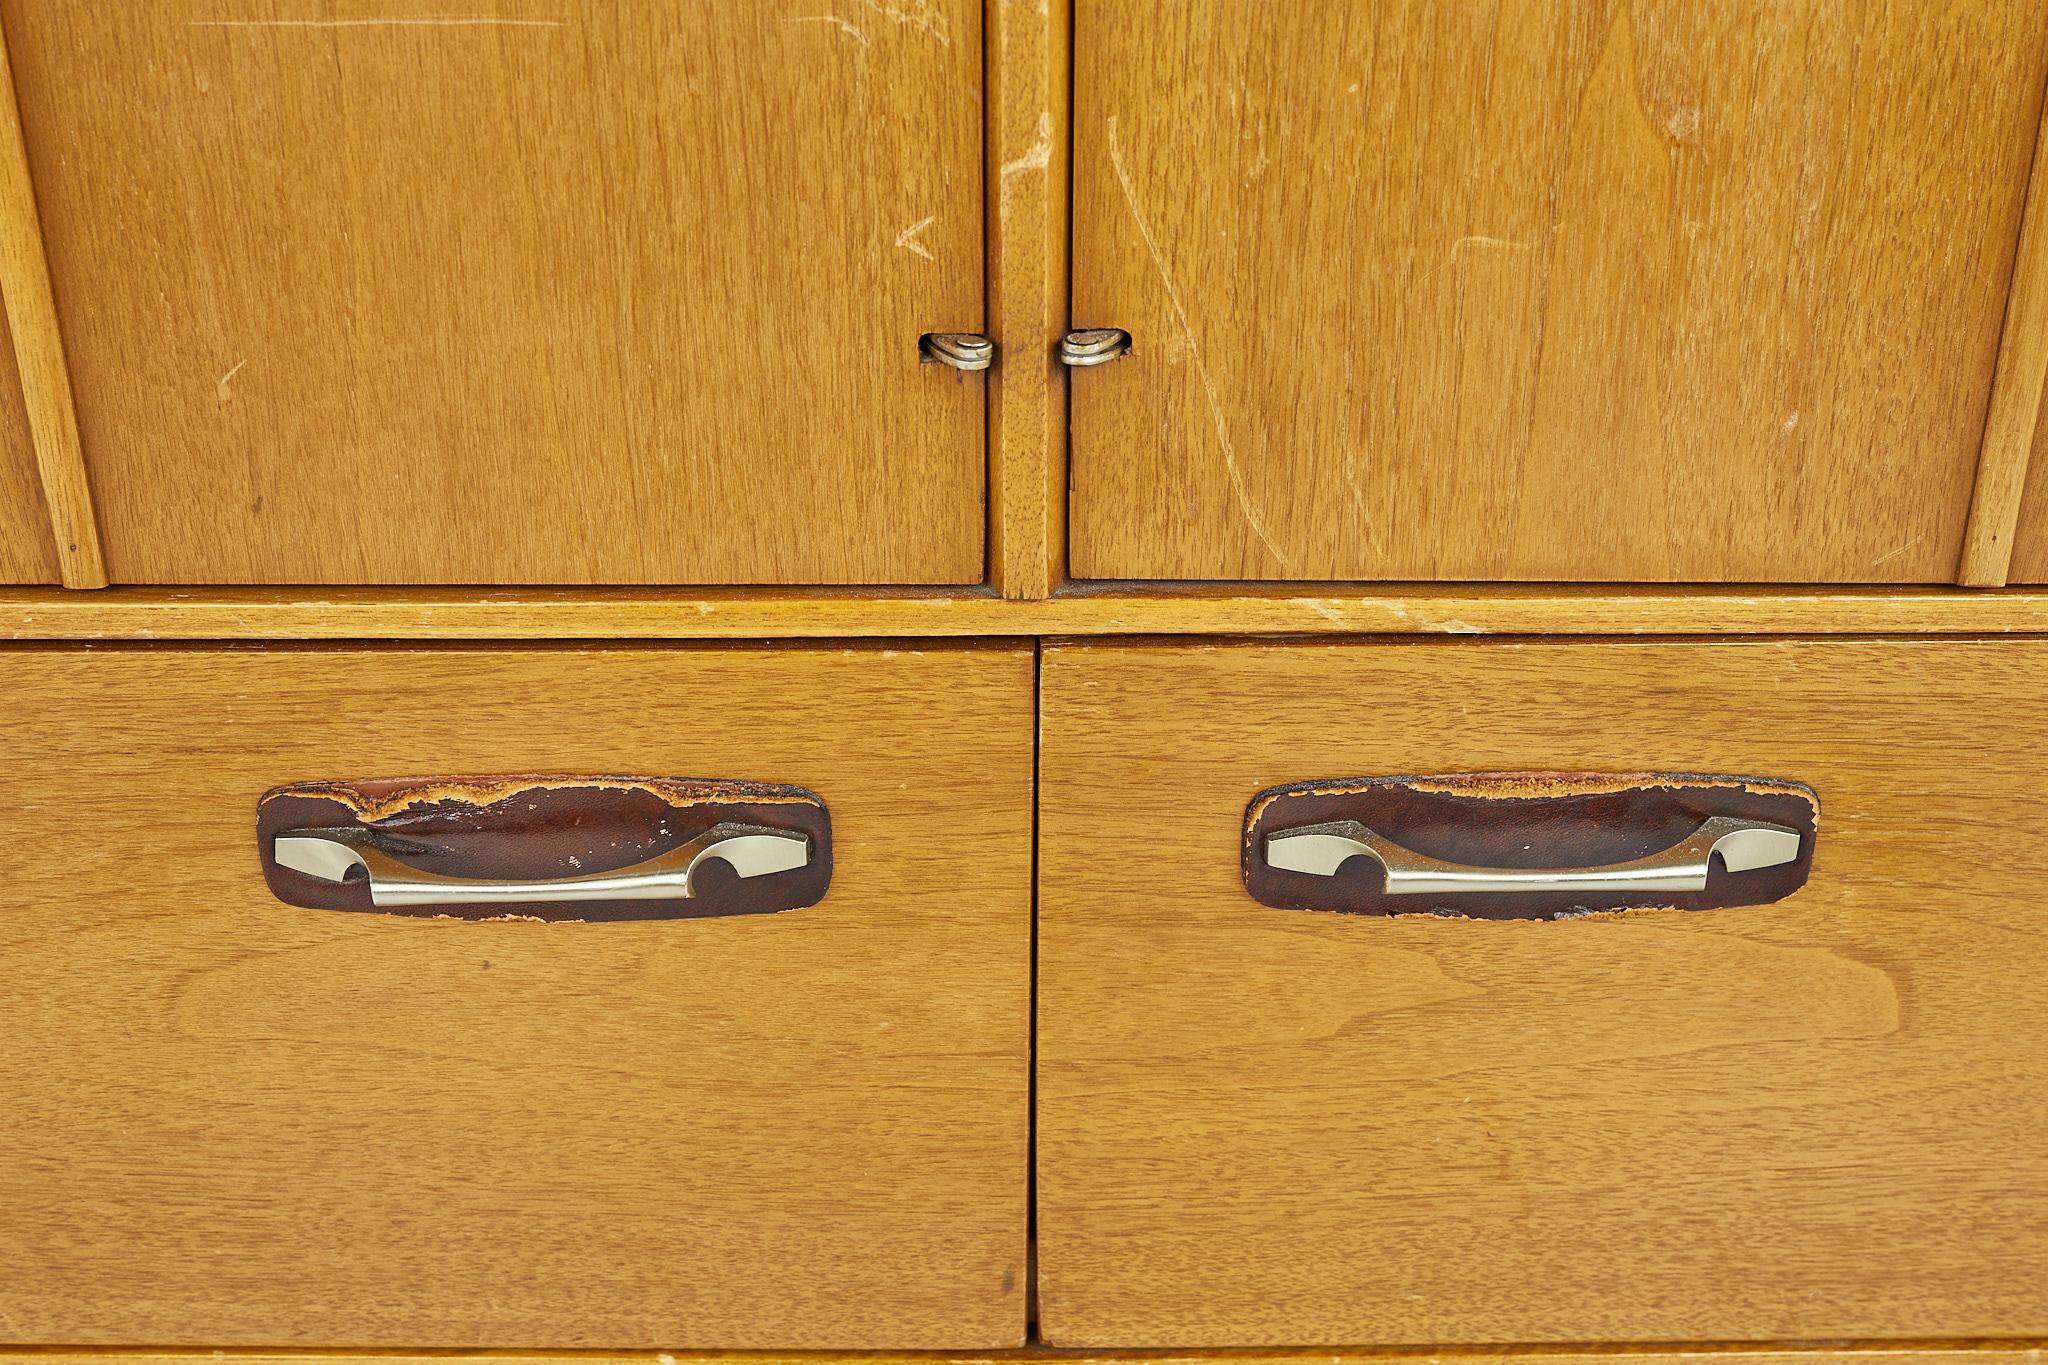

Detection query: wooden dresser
(2, 4), (2046, 1365)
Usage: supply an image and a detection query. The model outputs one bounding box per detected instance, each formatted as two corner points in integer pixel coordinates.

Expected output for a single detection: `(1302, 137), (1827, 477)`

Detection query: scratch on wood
(1235, 80), (1268, 180)
(188, 16), (565, 29)
(786, 13), (870, 46)
(893, 214), (937, 259)
(1106, 115), (1294, 570)
(216, 357), (248, 403)
(1870, 536), (1924, 568)
(1002, 112), (1053, 183)
(855, 0), (950, 45)
(1450, 234), (1533, 265)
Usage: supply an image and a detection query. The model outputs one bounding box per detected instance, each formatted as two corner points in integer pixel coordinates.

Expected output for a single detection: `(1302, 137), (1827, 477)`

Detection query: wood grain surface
(1068, 2), (2048, 583)
(0, 643), (1032, 1348)
(2012, 408), (2048, 580)
(1959, 85), (2048, 586)
(10, 583), (2048, 639)
(0, 13), (88, 585)
(0, 2), (985, 585)
(8, 1351), (2048, 1365)
(0, 305), (53, 582)
(1040, 638), (2048, 1346)
(985, 0), (1070, 598)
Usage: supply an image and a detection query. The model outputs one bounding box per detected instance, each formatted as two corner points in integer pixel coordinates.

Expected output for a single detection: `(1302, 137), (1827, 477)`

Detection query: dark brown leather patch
(1242, 771), (1817, 921)
(258, 776), (830, 922)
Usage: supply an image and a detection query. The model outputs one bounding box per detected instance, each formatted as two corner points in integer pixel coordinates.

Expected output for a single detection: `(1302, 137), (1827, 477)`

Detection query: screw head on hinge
(1059, 328), (1132, 367)
(919, 332), (996, 371)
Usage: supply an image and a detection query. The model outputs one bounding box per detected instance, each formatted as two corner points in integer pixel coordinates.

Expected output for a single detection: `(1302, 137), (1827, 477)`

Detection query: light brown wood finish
(0, 307), (55, 582)
(985, 0), (1070, 599)
(9, 1351), (2048, 1365)
(1039, 638), (2048, 1346)
(0, 13), (98, 587)
(1959, 84), (2048, 586)
(1, 2), (983, 585)
(2012, 406), (2048, 581)
(1068, 2), (2047, 583)
(0, 643), (1031, 1348)
(9, 583), (2048, 639)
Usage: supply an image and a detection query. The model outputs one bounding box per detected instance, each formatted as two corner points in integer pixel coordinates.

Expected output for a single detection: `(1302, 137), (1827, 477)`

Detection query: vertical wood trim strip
(986, 0), (1070, 599)
(1959, 84), (2048, 587)
(0, 14), (103, 588)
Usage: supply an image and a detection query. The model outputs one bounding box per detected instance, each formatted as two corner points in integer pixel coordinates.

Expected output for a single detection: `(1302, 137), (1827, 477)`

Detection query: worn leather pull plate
(258, 775), (831, 922)
(1243, 771), (1818, 921)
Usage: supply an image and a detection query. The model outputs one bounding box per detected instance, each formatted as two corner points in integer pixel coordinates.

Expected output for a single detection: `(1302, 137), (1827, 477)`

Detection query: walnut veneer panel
(1068, 2), (2047, 582)
(0, 3), (984, 584)
(0, 643), (1031, 1347)
(1040, 638), (2048, 1345)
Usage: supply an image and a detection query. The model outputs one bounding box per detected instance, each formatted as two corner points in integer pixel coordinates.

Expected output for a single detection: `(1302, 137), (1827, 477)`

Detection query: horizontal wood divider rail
(5, 585), (2048, 640)
(3, 1348), (2044, 1365)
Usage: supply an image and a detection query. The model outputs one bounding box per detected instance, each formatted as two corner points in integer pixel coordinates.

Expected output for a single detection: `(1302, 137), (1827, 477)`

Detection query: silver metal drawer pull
(1264, 815), (1800, 896)
(1058, 327), (1131, 366)
(273, 822), (810, 909)
(919, 332), (995, 370)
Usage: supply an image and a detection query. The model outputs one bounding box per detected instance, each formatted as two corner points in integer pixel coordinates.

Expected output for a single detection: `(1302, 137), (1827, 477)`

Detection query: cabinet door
(2, 3), (984, 585)
(0, 643), (1032, 1347)
(1038, 638), (2048, 1346)
(1068, 2), (2048, 582)
(0, 313), (54, 582)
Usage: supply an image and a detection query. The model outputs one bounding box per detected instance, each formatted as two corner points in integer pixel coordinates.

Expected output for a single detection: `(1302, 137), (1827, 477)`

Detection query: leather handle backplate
(1243, 771), (1818, 921)
(258, 775), (831, 922)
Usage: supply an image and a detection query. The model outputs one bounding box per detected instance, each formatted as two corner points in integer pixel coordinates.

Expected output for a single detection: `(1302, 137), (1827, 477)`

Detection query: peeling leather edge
(259, 774), (824, 824)
(256, 775), (831, 923)
(1242, 771), (1819, 922)
(1245, 770), (1821, 829)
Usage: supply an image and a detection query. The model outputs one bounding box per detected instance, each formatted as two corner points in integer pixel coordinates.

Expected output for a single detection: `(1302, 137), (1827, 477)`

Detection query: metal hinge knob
(919, 332), (995, 371)
(1059, 328), (1132, 367)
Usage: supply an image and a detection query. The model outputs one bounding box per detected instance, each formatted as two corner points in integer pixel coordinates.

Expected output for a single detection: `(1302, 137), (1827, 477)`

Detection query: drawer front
(1039, 639), (2048, 1346)
(1068, 1), (2045, 583)
(0, 644), (1032, 1348)
(0, 4), (984, 585)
